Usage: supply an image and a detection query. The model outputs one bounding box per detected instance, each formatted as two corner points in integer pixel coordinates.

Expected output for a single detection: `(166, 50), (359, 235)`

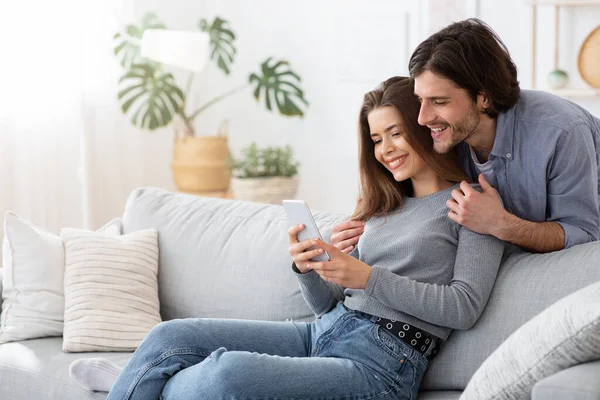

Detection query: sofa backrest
(122, 187), (600, 391)
(421, 241), (600, 391)
(121, 187), (347, 323)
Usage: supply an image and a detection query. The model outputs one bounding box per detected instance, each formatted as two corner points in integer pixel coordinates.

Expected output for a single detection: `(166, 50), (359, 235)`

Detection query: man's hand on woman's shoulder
(330, 220), (365, 254)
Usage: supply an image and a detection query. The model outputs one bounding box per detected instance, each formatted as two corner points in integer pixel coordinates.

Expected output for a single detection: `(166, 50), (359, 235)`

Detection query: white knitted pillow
(1, 213), (121, 343)
(461, 281), (600, 400)
(61, 228), (161, 352)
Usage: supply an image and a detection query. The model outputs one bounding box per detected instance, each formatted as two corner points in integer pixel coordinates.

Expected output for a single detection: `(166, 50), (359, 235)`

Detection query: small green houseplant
(231, 142), (300, 204)
(112, 12), (308, 196)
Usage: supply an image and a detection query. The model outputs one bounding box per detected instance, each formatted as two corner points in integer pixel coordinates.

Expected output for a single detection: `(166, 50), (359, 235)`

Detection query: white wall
(123, 0), (600, 215)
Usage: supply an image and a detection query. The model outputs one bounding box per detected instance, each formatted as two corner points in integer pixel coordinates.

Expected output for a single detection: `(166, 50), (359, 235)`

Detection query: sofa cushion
(0, 337), (131, 400)
(460, 280), (600, 399)
(418, 392), (463, 400)
(0, 267), (3, 314)
(121, 187), (348, 323)
(532, 360), (600, 400)
(422, 242), (600, 391)
(61, 228), (161, 352)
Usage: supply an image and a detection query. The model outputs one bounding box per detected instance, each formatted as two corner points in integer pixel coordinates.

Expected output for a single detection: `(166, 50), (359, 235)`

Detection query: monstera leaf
(113, 13), (308, 134)
(199, 16), (236, 75)
(113, 12), (166, 68)
(117, 64), (184, 130)
(249, 58), (308, 117)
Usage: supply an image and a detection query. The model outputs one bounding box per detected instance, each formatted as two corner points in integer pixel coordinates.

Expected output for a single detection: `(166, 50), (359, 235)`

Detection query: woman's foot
(69, 358), (123, 392)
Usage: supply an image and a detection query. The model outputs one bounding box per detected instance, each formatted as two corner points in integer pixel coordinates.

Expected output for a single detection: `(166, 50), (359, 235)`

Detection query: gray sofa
(0, 186), (599, 399)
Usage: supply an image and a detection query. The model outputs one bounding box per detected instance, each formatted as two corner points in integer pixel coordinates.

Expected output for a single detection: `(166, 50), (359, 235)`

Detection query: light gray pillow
(460, 280), (600, 400)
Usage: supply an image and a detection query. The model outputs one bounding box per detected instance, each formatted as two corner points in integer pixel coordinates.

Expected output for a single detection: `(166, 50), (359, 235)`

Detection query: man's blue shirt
(458, 90), (600, 248)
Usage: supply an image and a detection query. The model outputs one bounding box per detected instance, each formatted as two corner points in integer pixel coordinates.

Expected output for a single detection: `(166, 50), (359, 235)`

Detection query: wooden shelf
(529, 0), (600, 98)
(529, 1), (600, 6)
(549, 88), (600, 97)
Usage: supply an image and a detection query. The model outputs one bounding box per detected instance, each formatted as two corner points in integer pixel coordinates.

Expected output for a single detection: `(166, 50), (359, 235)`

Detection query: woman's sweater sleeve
(292, 246), (360, 317)
(364, 227), (504, 330)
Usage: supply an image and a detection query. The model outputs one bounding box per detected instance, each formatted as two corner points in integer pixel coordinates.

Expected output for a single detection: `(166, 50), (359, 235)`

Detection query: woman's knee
(162, 348), (243, 400)
(162, 349), (251, 398)
(201, 350), (257, 394)
(141, 319), (199, 348)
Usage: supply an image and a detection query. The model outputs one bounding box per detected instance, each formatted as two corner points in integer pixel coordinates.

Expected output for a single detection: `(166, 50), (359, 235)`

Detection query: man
(333, 18), (600, 253)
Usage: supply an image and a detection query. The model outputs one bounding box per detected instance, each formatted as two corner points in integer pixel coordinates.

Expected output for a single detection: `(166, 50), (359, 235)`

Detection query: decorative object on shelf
(546, 3), (569, 90)
(578, 25), (600, 89)
(530, 1), (600, 98)
(547, 69), (569, 89)
(230, 142), (300, 204)
(112, 13), (308, 196)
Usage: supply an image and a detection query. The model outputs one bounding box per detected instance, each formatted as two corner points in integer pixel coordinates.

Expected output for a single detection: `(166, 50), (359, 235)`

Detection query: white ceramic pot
(547, 69), (569, 90)
(231, 176), (299, 204)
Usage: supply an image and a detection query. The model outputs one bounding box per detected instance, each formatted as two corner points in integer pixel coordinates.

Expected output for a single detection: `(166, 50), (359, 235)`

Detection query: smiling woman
(0, 0), (135, 246)
(368, 107), (434, 195)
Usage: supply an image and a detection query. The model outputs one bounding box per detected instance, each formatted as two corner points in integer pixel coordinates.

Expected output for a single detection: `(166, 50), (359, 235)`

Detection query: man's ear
(477, 91), (491, 113)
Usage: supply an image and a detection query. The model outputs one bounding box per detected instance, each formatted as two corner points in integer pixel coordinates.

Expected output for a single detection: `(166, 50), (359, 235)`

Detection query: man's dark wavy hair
(409, 18), (520, 117)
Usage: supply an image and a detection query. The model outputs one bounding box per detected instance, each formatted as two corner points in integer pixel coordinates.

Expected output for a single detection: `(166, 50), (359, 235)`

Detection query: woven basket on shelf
(231, 176), (299, 204)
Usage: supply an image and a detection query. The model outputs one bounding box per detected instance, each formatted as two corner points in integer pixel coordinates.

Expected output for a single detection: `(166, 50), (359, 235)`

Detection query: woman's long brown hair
(351, 77), (469, 221)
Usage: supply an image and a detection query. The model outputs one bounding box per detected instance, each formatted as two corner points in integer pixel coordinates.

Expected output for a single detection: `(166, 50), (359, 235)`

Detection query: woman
(71, 77), (504, 399)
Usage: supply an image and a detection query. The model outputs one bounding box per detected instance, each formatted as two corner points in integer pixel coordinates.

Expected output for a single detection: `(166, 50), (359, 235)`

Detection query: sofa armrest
(532, 360), (600, 400)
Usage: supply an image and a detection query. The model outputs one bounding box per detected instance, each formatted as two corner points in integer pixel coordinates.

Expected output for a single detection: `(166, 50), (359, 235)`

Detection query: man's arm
(542, 123), (600, 248)
(447, 175), (566, 253)
(494, 213), (564, 253)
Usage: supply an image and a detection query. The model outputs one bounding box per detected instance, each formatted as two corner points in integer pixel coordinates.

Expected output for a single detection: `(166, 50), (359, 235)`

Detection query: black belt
(373, 316), (439, 361)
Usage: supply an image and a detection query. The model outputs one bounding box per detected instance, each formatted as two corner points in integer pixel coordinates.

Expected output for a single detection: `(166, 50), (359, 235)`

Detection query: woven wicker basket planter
(231, 176), (299, 204)
(171, 135), (232, 194)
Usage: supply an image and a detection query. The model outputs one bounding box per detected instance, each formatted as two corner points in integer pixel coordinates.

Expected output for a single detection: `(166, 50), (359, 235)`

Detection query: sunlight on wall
(1, 1), (83, 122)
(0, 0), (127, 239)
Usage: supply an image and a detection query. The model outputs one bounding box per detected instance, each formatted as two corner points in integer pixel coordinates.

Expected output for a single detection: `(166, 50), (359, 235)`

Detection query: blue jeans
(106, 302), (429, 400)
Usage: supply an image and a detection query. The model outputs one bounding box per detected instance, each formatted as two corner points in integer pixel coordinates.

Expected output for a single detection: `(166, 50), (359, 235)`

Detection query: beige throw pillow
(61, 228), (161, 352)
(461, 281), (600, 400)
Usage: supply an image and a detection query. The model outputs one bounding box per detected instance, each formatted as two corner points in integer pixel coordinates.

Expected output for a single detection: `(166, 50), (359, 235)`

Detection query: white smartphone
(282, 199), (332, 262)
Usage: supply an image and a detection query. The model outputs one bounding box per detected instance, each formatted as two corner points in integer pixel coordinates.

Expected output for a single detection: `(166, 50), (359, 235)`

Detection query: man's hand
(447, 173), (508, 237)
(307, 240), (372, 289)
(330, 220), (365, 254)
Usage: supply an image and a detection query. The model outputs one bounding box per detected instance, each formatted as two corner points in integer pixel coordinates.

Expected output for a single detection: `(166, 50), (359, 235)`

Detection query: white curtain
(0, 0), (140, 244)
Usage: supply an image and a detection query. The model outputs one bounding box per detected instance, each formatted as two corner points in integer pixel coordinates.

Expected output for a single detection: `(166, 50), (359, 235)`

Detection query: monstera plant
(113, 12), (308, 135)
(112, 12), (308, 197)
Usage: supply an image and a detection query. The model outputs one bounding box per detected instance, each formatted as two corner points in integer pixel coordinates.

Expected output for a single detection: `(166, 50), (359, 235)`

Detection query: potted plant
(113, 13), (308, 195)
(230, 142), (300, 204)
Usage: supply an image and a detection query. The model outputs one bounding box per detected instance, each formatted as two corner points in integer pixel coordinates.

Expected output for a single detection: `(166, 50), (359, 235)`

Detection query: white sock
(69, 358), (123, 392)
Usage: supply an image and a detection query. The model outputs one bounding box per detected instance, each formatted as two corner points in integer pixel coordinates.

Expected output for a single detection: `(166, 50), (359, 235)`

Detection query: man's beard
(433, 108), (480, 154)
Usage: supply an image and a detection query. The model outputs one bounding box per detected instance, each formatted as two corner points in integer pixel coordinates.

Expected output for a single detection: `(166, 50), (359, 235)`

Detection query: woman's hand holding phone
(287, 224), (329, 273)
(287, 231), (372, 288)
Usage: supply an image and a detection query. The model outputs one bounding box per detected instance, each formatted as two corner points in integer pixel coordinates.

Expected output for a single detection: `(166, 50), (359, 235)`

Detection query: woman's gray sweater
(296, 184), (505, 340)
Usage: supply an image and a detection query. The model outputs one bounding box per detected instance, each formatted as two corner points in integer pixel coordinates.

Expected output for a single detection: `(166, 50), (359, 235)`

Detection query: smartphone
(282, 199), (332, 262)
